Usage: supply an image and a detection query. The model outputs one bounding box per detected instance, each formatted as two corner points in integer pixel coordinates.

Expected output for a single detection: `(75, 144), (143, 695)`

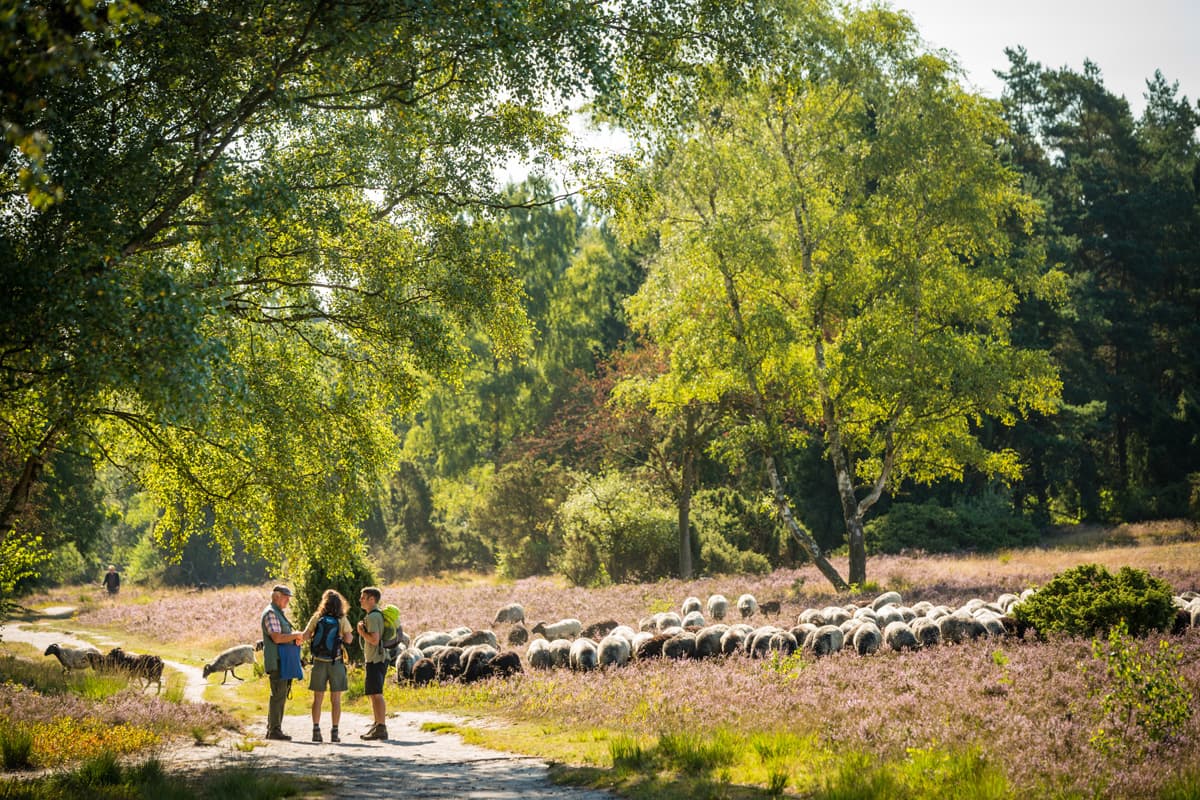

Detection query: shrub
(866, 497), (1038, 555)
(1089, 622), (1193, 748)
(553, 471), (676, 586)
(1, 722), (33, 770)
(294, 549), (377, 664)
(1012, 563), (1176, 638)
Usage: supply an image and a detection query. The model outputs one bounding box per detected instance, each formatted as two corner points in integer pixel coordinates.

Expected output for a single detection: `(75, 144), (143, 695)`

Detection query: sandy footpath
(1, 615), (616, 799)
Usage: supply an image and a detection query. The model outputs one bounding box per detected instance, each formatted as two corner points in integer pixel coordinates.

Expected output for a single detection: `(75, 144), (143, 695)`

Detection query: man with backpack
(302, 589), (354, 743)
(357, 586), (389, 740)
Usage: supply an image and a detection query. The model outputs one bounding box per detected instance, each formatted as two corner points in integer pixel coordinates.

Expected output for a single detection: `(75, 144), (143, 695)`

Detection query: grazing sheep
(663, 631), (697, 660)
(569, 638), (599, 671)
(103, 647), (164, 693)
(853, 606), (879, 624)
(875, 605), (904, 628)
(549, 638), (573, 668)
(531, 618), (583, 641)
(706, 594), (729, 621)
(582, 619), (620, 640)
(43, 644), (101, 672)
(610, 625), (638, 642)
(411, 657), (437, 685)
(791, 623), (818, 645)
(996, 593), (1020, 614)
(911, 618), (942, 648)
(489, 650), (523, 678)
(507, 624), (529, 646)
(759, 600), (781, 618)
(681, 596), (703, 616)
(747, 626), (783, 658)
(883, 621), (919, 652)
(598, 634), (631, 667)
(202, 644), (257, 684)
(681, 610), (705, 629)
(822, 606), (851, 626)
(630, 631), (655, 653)
(656, 612), (683, 632)
(872, 591), (903, 611)
(395, 647), (425, 681)
(413, 631), (454, 651)
(937, 611), (986, 644)
(852, 623), (882, 655)
(461, 644), (499, 682)
(694, 625), (728, 659)
(719, 626), (747, 655)
(527, 638), (554, 670)
(737, 594), (758, 619)
(433, 646), (465, 680)
(803, 625), (844, 657)
(910, 601), (935, 617)
(635, 633), (671, 660)
(798, 608), (824, 626)
(449, 629), (499, 649)
(493, 603), (526, 625)
(975, 613), (1007, 638)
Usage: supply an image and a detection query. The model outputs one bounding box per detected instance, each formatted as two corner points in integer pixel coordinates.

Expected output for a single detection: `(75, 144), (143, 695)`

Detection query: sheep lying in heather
(103, 647), (164, 693)
(202, 643), (257, 684)
(43, 643), (101, 672)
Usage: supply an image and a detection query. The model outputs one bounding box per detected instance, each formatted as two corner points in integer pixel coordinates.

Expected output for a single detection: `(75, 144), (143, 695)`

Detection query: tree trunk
(0, 424), (62, 544)
(678, 410), (696, 580)
(846, 516), (866, 586)
(715, 257), (848, 591)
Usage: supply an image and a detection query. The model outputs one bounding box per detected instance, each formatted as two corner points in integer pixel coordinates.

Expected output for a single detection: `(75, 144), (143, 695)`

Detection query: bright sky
(894, 0), (1200, 115)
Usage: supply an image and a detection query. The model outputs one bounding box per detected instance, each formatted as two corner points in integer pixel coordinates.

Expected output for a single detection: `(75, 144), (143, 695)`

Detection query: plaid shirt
(263, 607), (283, 635)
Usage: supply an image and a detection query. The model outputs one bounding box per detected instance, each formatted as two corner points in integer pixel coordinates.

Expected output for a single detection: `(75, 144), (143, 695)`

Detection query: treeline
(3, 2), (1197, 593)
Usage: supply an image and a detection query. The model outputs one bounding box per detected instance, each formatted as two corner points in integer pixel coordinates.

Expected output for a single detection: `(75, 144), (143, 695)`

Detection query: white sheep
(883, 621), (919, 652)
(656, 612), (683, 632)
(803, 625), (844, 656)
(531, 618), (582, 641)
(822, 606), (851, 626)
(527, 638), (554, 670)
(449, 629), (499, 649)
(493, 602), (526, 625)
(737, 593), (758, 619)
(681, 596), (703, 616)
(681, 610), (705, 628)
(911, 617), (942, 648)
(597, 634), (631, 667)
(706, 594), (729, 621)
(694, 624), (728, 659)
(549, 638), (573, 667)
(202, 643), (257, 684)
(43, 643), (100, 672)
(852, 622), (882, 655)
(568, 638), (599, 671)
(872, 591), (903, 610)
(413, 631), (454, 651)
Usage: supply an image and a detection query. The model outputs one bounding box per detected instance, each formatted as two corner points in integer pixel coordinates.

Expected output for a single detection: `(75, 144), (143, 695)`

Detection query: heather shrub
(866, 498), (1037, 555)
(1089, 622), (1193, 747)
(1012, 563), (1175, 637)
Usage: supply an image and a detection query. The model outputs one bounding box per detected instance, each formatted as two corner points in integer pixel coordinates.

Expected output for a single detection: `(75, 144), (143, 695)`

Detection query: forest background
(2, 0), (1198, 600)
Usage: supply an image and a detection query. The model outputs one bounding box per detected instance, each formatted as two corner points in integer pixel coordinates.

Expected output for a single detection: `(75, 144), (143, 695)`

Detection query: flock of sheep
(42, 588), (1200, 691)
(388, 588), (1200, 685)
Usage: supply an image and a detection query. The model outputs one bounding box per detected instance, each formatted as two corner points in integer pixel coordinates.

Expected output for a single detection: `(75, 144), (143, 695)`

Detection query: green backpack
(379, 604), (402, 648)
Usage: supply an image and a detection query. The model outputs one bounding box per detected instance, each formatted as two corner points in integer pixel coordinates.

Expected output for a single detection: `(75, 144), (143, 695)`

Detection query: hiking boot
(359, 724), (378, 740)
(265, 730), (292, 741)
(330, 727), (340, 743)
(361, 724), (388, 741)
(312, 726), (322, 743)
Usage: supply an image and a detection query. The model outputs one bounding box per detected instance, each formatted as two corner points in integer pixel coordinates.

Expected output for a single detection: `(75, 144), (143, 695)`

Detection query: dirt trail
(1, 614), (616, 799)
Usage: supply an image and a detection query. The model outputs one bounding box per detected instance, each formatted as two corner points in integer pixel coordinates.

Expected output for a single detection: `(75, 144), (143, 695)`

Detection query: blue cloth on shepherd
(278, 641), (303, 681)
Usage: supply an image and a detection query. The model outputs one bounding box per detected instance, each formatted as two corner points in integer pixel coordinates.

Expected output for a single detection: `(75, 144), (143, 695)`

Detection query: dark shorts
(364, 660), (388, 695)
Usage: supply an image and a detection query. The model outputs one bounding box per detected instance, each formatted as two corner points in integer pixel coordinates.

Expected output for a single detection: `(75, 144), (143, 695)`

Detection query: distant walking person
(357, 586), (388, 740)
(260, 584), (304, 741)
(102, 565), (120, 595)
(303, 589), (353, 743)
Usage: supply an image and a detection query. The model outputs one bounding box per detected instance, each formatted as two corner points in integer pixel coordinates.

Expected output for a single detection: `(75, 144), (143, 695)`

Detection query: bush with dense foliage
(866, 497), (1039, 555)
(1012, 563), (1176, 637)
(554, 471), (676, 586)
(294, 550), (378, 663)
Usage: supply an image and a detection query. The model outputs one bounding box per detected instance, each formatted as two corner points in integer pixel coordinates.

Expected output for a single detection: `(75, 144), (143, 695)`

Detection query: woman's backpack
(311, 614), (342, 660)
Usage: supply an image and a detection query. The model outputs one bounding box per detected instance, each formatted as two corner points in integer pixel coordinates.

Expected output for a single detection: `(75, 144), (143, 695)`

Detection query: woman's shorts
(308, 659), (348, 693)
(364, 660), (388, 695)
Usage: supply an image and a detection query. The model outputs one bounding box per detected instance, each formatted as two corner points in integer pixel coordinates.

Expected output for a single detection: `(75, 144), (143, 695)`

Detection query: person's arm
(340, 617), (353, 644)
(357, 612), (381, 646)
(264, 610), (303, 644)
